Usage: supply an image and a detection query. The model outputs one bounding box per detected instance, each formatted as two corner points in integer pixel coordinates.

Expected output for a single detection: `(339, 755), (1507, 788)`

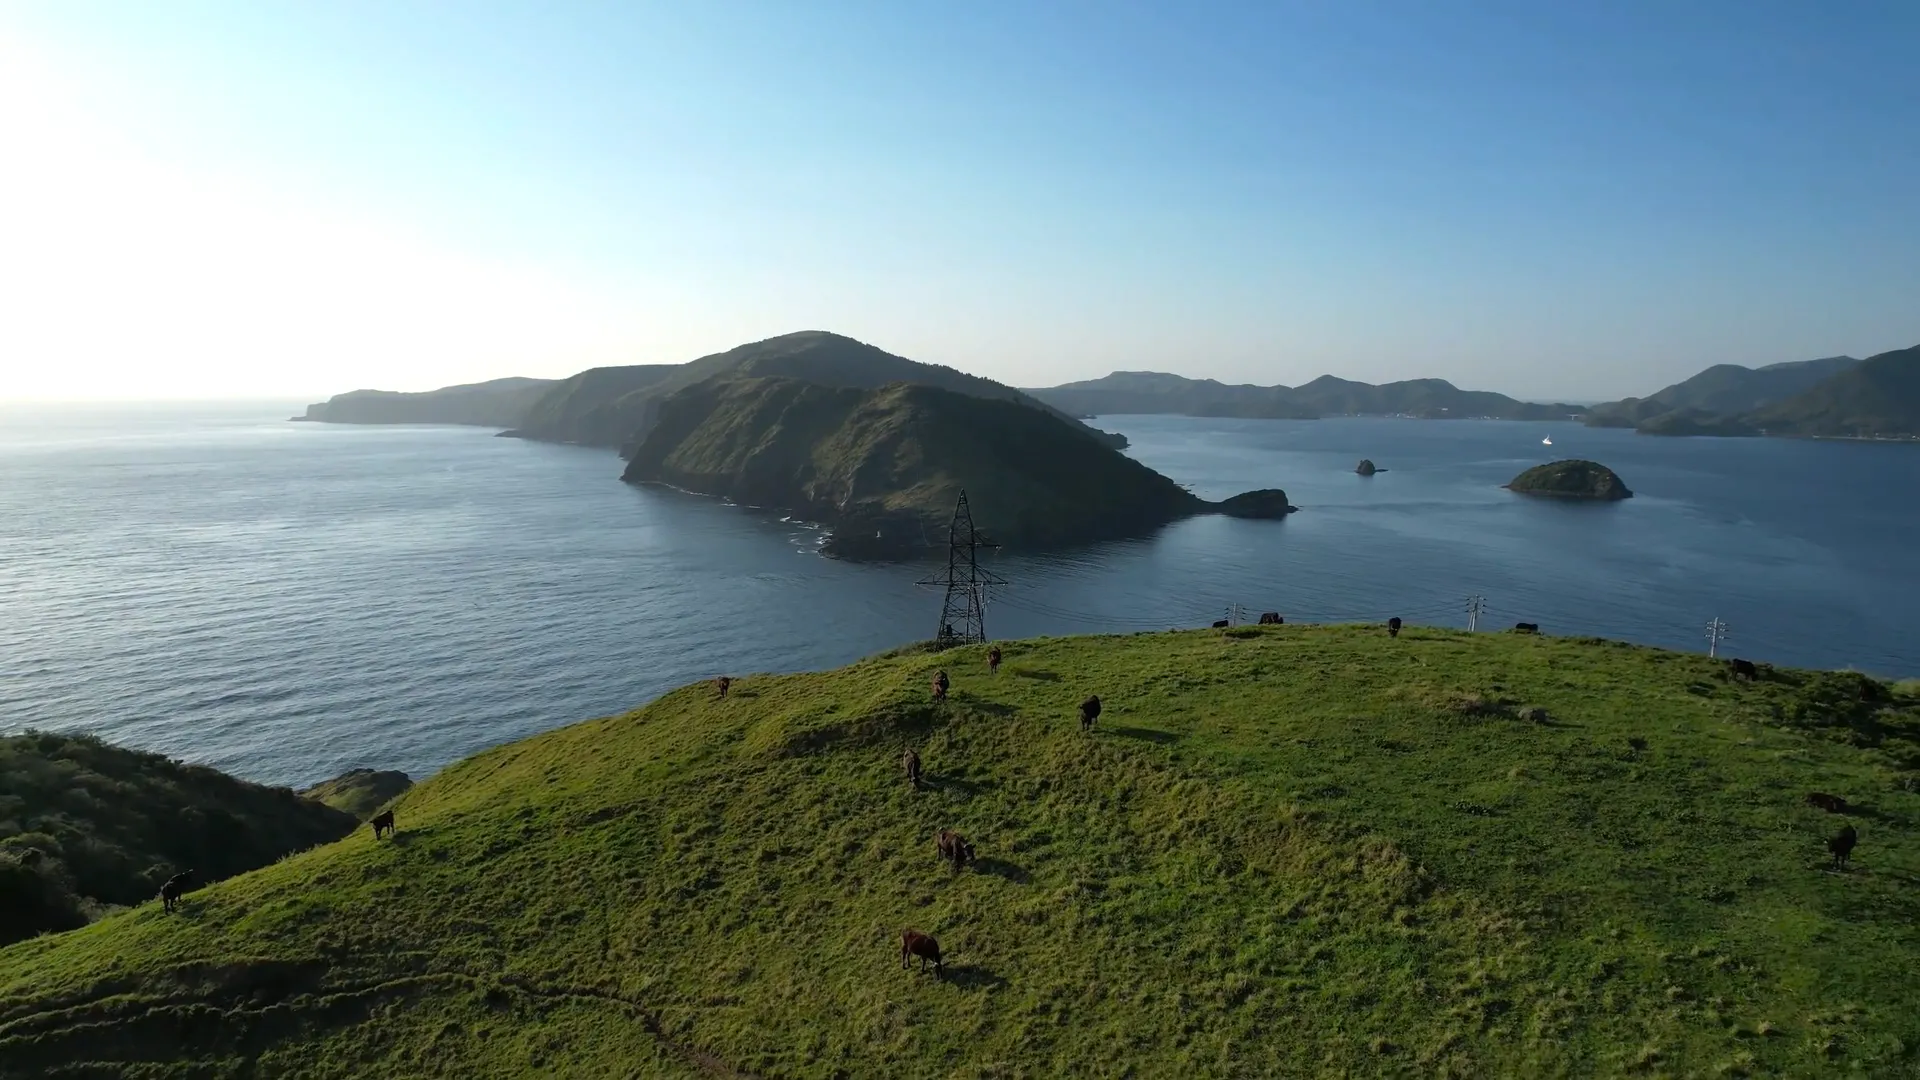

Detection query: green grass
(299, 769), (414, 821)
(2, 626), (1917, 1078)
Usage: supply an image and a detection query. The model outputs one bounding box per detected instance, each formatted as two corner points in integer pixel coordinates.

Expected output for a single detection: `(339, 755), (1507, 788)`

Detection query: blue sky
(1, 1), (1915, 401)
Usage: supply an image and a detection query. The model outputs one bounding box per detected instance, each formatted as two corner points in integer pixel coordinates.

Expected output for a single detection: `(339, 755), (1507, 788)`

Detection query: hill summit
(1, 628), (1914, 1076)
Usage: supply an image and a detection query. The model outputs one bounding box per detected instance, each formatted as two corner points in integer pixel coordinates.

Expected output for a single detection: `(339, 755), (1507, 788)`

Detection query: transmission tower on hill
(917, 490), (1005, 647)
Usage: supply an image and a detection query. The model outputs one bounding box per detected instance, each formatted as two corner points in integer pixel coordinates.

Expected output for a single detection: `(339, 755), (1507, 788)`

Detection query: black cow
(159, 870), (194, 914)
(901, 929), (943, 976)
(1257, 612), (1282, 625)
(1513, 622), (1539, 634)
(1211, 619), (1230, 629)
(902, 748), (922, 789)
(1079, 695), (1102, 731)
(370, 809), (396, 840)
(1728, 658), (1758, 682)
(1829, 824), (1858, 869)
(1387, 617), (1402, 638)
(1805, 792), (1849, 814)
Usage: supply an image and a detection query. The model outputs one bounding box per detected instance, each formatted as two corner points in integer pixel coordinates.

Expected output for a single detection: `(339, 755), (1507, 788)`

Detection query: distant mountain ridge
(294, 377), (557, 427)
(1586, 346), (1919, 439)
(1026, 371), (1581, 421)
(619, 375), (1291, 560)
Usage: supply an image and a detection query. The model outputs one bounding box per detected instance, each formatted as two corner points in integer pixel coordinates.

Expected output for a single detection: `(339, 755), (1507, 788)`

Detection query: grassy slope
(2, 628), (1917, 1078)
(299, 771), (414, 821)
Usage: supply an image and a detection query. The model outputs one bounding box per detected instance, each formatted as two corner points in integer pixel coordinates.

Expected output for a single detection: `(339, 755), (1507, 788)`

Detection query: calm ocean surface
(2, 401), (1915, 788)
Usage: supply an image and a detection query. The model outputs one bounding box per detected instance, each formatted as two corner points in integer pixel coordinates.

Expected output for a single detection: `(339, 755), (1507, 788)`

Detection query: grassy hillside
(294, 378), (558, 428)
(2, 629), (1916, 1077)
(300, 769), (414, 821)
(620, 375), (1217, 558)
(1027, 371), (1579, 421)
(511, 331), (1128, 454)
(1584, 356), (1858, 429)
(0, 733), (357, 947)
(1745, 344), (1920, 438)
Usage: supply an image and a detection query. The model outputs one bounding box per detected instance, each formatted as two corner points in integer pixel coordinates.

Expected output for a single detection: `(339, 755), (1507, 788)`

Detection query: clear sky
(2, 1), (1916, 403)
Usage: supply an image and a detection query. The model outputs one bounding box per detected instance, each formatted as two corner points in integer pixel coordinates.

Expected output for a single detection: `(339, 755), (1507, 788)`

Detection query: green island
(2, 627), (1916, 1077)
(1505, 459), (1635, 501)
(620, 375), (1293, 559)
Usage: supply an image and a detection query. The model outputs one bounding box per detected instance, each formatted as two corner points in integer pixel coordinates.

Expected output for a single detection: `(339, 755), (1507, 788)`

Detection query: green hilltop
(619, 375), (1290, 559)
(3, 628), (1916, 1077)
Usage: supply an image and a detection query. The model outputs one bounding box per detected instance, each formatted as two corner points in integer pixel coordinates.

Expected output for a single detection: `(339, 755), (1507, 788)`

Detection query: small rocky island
(1355, 459), (1383, 476)
(1504, 459), (1634, 501)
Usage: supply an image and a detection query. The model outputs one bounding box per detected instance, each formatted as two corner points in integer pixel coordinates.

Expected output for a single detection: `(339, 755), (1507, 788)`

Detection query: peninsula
(619, 374), (1293, 559)
(1025, 371), (1583, 421)
(1585, 344), (1920, 439)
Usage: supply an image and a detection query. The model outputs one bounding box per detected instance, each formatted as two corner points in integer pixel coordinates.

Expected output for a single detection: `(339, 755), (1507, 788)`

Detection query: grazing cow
(932, 670), (950, 702)
(1387, 617), (1402, 638)
(1079, 695), (1102, 731)
(715, 675), (731, 699)
(987, 645), (1002, 674)
(159, 870), (194, 914)
(1805, 792), (1850, 814)
(1627, 736), (1648, 753)
(1211, 619), (1230, 629)
(1728, 658), (1758, 682)
(936, 829), (976, 871)
(901, 929), (943, 976)
(1513, 622), (1539, 634)
(1257, 611), (1282, 625)
(1828, 824), (1858, 869)
(370, 809), (396, 840)
(902, 747), (922, 789)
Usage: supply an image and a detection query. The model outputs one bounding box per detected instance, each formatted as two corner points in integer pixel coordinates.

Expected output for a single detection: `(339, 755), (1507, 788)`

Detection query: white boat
(1542, 435), (1553, 446)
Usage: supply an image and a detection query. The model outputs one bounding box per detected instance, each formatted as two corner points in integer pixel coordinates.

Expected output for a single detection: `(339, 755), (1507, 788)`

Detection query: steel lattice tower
(917, 490), (1004, 647)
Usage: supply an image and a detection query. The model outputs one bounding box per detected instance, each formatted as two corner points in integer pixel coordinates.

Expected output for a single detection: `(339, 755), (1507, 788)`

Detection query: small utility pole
(1466, 595), (1485, 632)
(1705, 617), (1729, 658)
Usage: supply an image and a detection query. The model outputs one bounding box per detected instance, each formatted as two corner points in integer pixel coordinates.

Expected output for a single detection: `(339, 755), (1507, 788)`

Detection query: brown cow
(902, 747), (922, 789)
(987, 646), (1002, 674)
(159, 870), (194, 914)
(1805, 792), (1849, 814)
(901, 929), (942, 976)
(936, 828), (976, 871)
(1829, 824), (1858, 869)
(370, 809), (396, 840)
(1079, 695), (1102, 731)
(715, 675), (732, 699)
(1387, 617), (1402, 638)
(932, 670), (950, 702)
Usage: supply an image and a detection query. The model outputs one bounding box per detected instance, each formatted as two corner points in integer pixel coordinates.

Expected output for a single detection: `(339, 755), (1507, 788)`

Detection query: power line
(1706, 617), (1729, 658)
(1466, 594), (1486, 632)
(915, 490), (1006, 647)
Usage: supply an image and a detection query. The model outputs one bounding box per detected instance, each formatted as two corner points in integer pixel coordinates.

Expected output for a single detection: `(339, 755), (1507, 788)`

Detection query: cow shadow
(1011, 669), (1061, 682)
(925, 774), (995, 796)
(1106, 725), (1180, 746)
(971, 857), (1030, 884)
(945, 965), (1009, 992)
(959, 698), (1017, 719)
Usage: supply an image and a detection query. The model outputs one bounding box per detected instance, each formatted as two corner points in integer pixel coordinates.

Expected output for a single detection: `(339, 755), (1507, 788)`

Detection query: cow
(370, 809), (396, 840)
(1257, 611), (1282, 625)
(1079, 695), (1102, 731)
(1514, 622), (1539, 634)
(715, 675), (732, 699)
(936, 829), (976, 871)
(931, 670), (950, 702)
(902, 747), (922, 789)
(1627, 736), (1648, 754)
(987, 646), (1002, 674)
(1387, 617), (1402, 638)
(1211, 619), (1230, 629)
(1728, 658), (1758, 682)
(1805, 792), (1849, 814)
(901, 929), (943, 976)
(1828, 824), (1858, 869)
(159, 870), (194, 914)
